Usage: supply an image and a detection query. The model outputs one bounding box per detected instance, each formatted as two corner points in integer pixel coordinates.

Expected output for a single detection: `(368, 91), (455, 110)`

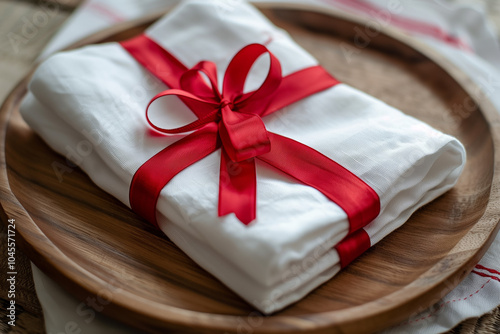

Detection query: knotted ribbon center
(219, 99), (233, 110)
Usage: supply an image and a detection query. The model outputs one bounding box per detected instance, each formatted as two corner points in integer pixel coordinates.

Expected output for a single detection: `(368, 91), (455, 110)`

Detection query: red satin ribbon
(335, 229), (371, 268)
(121, 34), (380, 233)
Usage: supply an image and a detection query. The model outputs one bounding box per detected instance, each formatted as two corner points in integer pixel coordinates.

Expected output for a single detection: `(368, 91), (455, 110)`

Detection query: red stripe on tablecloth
(321, 0), (472, 51)
(86, 2), (125, 23)
(475, 264), (500, 276)
(472, 270), (500, 282)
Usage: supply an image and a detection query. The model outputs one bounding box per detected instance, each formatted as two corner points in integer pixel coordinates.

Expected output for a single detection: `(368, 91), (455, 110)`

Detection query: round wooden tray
(1, 3), (500, 334)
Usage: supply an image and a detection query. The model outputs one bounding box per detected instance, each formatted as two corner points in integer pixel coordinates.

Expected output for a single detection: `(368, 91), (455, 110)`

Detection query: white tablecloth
(31, 0), (500, 333)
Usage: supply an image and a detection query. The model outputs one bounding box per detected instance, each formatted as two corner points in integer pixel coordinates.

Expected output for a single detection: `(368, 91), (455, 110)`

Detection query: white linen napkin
(21, 0), (466, 314)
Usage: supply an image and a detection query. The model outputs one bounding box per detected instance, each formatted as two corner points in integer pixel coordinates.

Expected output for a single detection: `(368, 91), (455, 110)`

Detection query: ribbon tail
(258, 133), (380, 234)
(218, 150), (256, 224)
(130, 123), (220, 228)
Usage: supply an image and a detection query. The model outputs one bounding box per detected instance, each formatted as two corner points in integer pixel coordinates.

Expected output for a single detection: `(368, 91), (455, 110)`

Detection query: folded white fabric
(21, 0), (466, 314)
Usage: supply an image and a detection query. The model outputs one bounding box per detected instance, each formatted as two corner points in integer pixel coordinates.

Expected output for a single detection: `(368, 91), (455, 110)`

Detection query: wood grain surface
(1, 2), (500, 334)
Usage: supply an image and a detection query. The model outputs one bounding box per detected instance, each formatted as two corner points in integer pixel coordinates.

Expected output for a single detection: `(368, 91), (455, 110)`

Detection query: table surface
(0, 0), (499, 333)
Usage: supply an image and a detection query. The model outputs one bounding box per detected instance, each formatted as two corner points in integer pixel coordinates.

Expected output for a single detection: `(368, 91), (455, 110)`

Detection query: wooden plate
(1, 3), (500, 333)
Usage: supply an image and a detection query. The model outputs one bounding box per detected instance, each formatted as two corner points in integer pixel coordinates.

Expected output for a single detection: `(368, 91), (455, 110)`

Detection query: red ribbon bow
(145, 44), (279, 163)
(122, 35), (380, 232)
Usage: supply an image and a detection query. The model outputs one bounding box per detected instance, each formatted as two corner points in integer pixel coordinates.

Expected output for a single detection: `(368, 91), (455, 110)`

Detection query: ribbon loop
(180, 61), (221, 101)
(223, 44), (282, 114)
(145, 89), (220, 134)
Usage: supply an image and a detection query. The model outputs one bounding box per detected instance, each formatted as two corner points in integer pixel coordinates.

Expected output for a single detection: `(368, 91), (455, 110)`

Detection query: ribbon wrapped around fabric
(122, 34), (380, 233)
